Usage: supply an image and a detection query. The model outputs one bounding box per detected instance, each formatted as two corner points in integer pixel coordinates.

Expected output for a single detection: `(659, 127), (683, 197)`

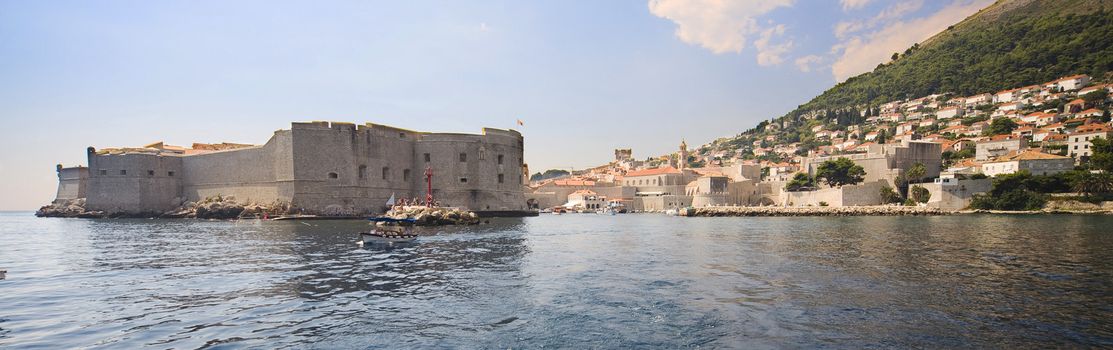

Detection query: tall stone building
(53, 121), (530, 216)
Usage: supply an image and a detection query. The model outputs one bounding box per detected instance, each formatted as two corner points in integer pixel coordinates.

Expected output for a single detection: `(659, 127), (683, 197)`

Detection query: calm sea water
(1, 212), (1111, 349)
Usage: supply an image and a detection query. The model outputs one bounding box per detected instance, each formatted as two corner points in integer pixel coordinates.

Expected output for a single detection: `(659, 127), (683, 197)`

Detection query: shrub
(910, 185), (931, 203)
(880, 185), (903, 204)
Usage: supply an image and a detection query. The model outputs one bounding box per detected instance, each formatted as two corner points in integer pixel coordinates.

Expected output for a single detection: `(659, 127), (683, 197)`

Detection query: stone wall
(54, 165), (88, 204)
(85, 149), (183, 213)
(923, 179), (992, 210)
(783, 180), (886, 207)
(62, 121), (530, 216)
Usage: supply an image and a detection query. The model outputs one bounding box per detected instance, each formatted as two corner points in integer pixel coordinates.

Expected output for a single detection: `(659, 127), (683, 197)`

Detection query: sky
(0, 0), (993, 210)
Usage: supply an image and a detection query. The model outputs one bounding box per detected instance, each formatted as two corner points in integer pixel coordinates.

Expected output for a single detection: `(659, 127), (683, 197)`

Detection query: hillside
(708, 0), (1113, 156)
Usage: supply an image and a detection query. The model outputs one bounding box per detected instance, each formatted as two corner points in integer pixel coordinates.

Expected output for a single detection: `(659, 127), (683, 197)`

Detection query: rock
(384, 206), (480, 226)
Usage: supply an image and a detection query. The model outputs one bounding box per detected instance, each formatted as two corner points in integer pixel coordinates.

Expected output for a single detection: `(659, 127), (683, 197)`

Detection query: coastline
(679, 205), (1113, 217)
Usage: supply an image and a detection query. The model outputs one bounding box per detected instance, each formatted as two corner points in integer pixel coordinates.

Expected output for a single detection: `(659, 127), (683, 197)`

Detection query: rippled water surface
(1, 212), (1112, 348)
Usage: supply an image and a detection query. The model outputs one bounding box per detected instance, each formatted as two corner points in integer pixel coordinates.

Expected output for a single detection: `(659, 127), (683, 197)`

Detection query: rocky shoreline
(36, 196), (298, 220)
(381, 206), (481, 226)
(680, 205), (951, 217)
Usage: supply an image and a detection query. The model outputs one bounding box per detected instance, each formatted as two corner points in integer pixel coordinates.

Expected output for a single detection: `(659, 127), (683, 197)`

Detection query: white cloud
(648, 0), (794, 55)
(830, 0), (992, 81)
(794, 55), (822, 72)
(753, 24), (792, 66)
(840, 0), (871, 11)
(834, 0), (922, 39)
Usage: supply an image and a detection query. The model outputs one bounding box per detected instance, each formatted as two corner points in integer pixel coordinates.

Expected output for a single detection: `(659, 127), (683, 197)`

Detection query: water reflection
(0, 213), (1111, 348)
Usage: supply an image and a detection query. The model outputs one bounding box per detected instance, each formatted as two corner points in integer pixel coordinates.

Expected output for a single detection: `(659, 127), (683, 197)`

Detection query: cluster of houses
(527, 74), (1112, 211)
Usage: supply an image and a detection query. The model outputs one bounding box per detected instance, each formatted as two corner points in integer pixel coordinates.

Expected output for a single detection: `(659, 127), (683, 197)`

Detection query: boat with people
(359, 217), (419, 245)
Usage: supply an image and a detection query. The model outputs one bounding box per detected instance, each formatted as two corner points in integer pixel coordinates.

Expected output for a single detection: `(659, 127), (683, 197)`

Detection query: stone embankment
(383, 206), (480, 226)
(681, 205), (950, 217)
(36, 195), (295, 219)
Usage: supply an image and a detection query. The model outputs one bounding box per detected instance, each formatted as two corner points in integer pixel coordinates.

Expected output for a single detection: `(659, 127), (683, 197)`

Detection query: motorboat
(360, 217), (418, 245)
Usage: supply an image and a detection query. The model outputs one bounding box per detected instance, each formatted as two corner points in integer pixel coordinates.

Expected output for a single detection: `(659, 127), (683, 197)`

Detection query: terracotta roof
(990, 150), (1071, 162)
(980, 135), (1022, 143)
(1075, 123), (1111, 134)
(553, 179), (596, 186)
(570, 189), (598, 195)
(624, 166), (681, 177)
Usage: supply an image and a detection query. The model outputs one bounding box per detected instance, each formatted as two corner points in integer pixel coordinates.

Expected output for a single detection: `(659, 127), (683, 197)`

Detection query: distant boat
(360, 217), (418, 244)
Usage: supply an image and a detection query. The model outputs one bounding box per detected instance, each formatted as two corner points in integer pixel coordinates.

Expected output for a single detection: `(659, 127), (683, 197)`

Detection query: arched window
(328, 172), (338, 179)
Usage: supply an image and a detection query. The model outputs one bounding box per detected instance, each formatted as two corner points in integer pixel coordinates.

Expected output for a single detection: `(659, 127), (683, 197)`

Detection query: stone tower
(678, 139), (689, 170)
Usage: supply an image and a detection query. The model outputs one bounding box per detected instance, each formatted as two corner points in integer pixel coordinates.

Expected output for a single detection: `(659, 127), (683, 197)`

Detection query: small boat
(360, 217), (418, 245)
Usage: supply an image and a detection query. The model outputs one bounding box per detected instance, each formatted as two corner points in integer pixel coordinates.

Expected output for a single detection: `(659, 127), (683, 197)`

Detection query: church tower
(678, 139), (689, 170)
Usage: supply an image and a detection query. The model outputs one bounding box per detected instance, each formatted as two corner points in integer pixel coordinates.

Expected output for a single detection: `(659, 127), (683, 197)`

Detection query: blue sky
(0, 0), (991, 210)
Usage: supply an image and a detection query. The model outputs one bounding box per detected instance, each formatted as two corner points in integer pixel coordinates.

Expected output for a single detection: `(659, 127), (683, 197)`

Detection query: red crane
(424, 166), (434, 207)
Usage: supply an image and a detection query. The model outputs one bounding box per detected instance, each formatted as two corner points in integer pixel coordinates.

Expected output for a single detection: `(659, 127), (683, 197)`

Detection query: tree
(880, 185), (903, 204)
(876, 129), (888, 144)
(785, 173), (815, 191)
(815, 158), (866, 187)
(906, 162), (927, 184)
(910, 185), (931, 204)
(984, 118), (1018, 136)
(891, 52), (899, 61)
(1071, 172), (1113, 197)
(1089, 137), (1113, 172)
(1081, 90), (1107, 104)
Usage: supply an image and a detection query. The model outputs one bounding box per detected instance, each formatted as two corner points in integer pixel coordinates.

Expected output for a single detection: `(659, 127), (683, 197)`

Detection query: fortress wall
(85, 150), (183, 213)
(287, 122), (418, 213)
(54, 166), (89, 203)
(180, 131), (293, 205)
(415, 129), (526, 211)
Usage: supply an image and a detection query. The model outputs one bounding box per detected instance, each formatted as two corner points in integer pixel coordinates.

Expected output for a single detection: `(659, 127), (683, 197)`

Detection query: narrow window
(148, 170), (155, 176)
(168, 171), (175, 177)
(328, 172), (338, 179)
(358, 165), (367, 179)
(424, 153), (431, 162)
(403, 169), (411, 182)
(459, 153), (467, 162)
(498, 174), (505, 183)
(119, 170), (127, 176)
(399, 132), (406, 139)
(459, 177), (468, 183)
(382, 167), (389, 180)
(498, 154), (504, 165)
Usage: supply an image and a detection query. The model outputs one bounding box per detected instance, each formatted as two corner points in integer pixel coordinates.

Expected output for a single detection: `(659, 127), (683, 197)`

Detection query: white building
(981, 150), (1075, 177)
(1069, 123), (1112, 159)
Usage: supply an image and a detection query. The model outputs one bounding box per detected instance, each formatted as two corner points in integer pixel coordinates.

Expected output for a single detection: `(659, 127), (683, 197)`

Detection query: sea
(1, 211), (1111, 348)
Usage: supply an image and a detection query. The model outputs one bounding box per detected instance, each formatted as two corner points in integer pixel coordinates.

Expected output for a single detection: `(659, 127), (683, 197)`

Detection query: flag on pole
(516, 119), (524, 126)
(386, 192), (396, 206)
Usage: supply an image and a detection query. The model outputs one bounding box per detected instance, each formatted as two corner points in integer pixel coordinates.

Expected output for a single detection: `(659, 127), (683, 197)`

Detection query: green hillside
(716, 0), (1113, 152)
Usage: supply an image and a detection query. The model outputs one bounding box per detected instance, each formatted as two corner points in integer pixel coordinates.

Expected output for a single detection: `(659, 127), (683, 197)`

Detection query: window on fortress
(358, 165), (367, 179)
(459, 153), (467, 162)
(168, 171), (175, 177)
(328, 172), (338, 179)
(459, 177), (468, 183)
(424, 153), (431, 162)
(119, 170), (127, 176)
(399, 132), (406, 139)
(382, 167), (390, 180)
(148, 170), (155, 176)
(99, 170), (107, 176)
(498, 155), (504, 165)
(498, 174), (504, 183)
(403, 169), (411, 182)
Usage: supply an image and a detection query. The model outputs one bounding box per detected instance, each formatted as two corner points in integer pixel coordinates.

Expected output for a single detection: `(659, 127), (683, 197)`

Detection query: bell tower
(678, 139), (689, 170)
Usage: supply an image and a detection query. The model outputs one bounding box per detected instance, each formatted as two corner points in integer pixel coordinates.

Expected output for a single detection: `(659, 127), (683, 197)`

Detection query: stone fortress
(48, 121), (531, 217)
